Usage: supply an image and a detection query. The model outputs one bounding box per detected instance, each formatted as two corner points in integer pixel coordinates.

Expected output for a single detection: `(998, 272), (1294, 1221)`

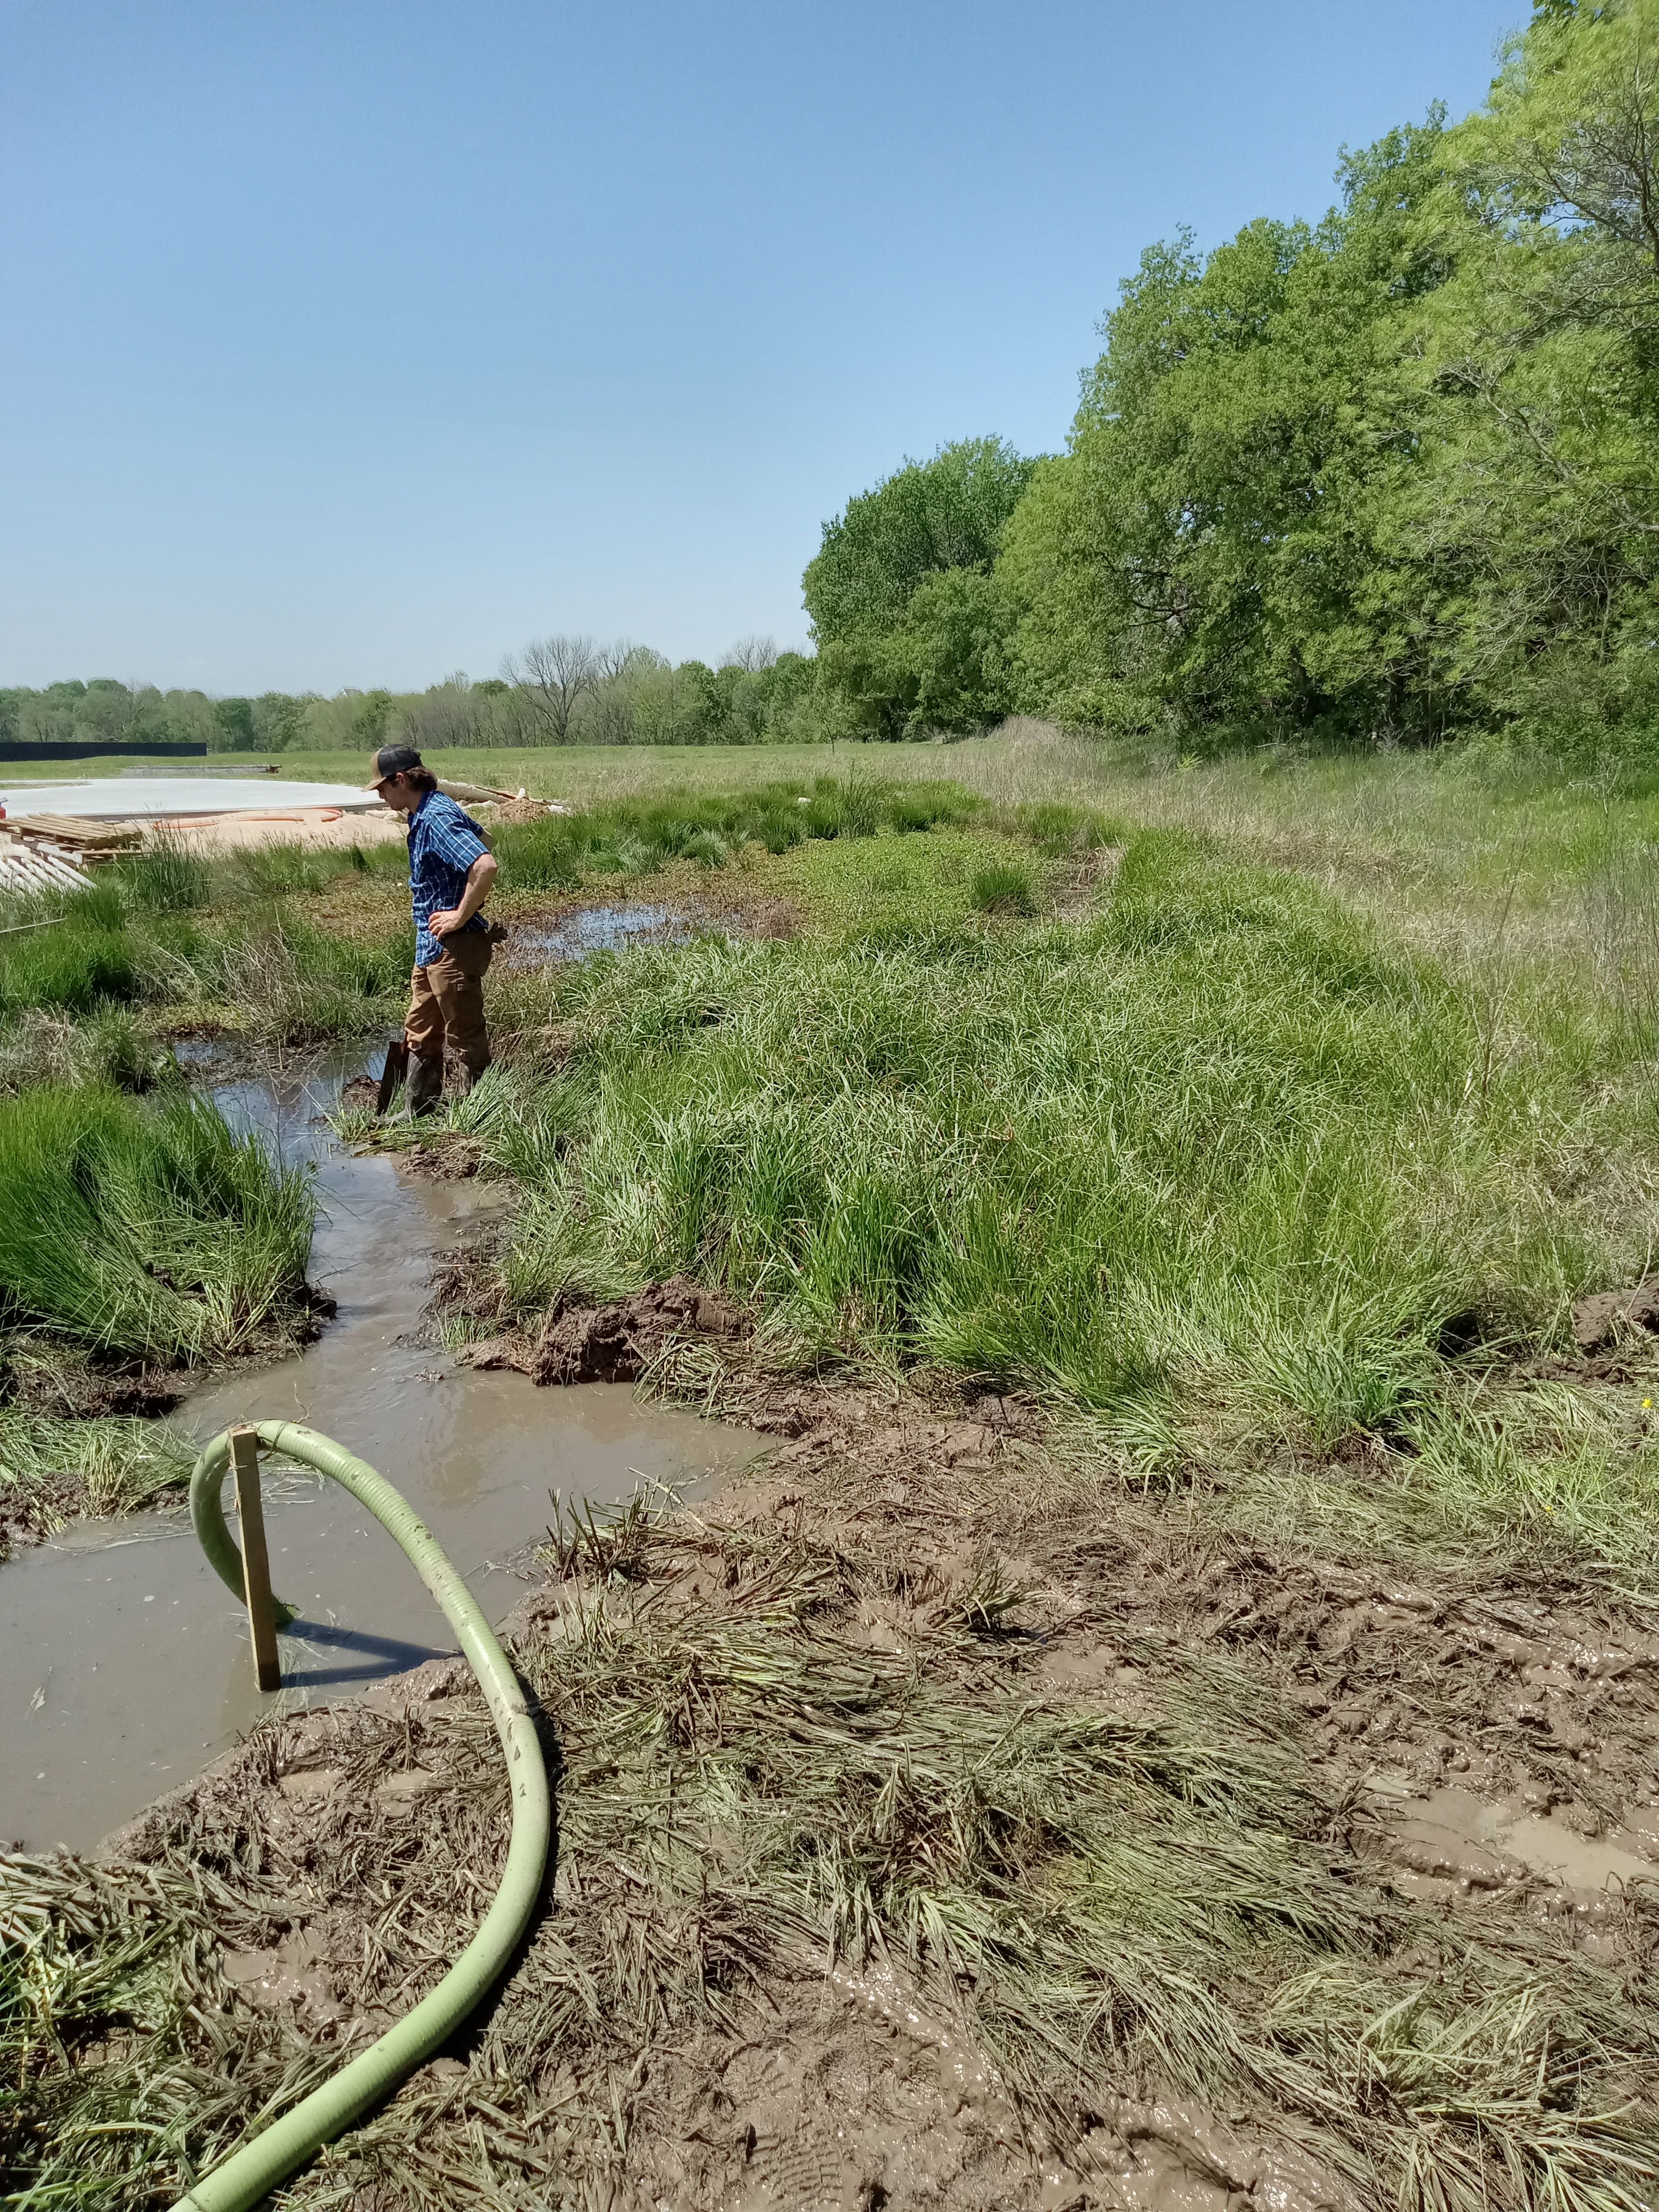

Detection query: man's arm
(429, 851), (498, 939)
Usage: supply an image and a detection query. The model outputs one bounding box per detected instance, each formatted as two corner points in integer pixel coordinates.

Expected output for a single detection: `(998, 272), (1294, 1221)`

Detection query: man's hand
(430, 857), (496, 943)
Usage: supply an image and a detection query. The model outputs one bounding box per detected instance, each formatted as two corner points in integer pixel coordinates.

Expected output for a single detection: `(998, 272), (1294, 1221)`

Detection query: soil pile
(458, 1274), (745, 1386)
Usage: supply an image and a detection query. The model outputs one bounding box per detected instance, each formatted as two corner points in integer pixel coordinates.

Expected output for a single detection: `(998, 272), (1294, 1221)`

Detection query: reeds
(110, 828), (212, 914)
(0, 1085), (314, 1359)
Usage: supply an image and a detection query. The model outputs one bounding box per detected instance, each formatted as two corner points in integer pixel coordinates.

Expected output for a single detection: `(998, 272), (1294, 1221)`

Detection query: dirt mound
(486, 794), (561, 825)
(462, 1274), (744, 1385)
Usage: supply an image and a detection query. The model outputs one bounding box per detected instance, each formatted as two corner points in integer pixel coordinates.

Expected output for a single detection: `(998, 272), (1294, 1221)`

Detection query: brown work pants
(405, 932), (493, 1097)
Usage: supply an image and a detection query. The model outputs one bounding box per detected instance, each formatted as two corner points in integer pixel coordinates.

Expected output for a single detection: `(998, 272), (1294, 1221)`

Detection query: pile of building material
(0, 828), (97, 896)
(3, 811), (141, 856)
(0, 774), (571, 910)
(1, 806), (147, 900)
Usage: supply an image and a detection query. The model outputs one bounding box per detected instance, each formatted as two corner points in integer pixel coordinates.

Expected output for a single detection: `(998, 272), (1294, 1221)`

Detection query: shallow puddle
(508, 902), (694, 961)
(1, 1050), (761, 1852)
(1369, 1780), (1659, 1905)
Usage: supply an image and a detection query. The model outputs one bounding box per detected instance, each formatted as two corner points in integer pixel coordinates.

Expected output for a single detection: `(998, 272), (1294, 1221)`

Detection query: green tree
(212, 697), (256, 750)
(803, 437), (1037, 647)
(252, 693), (309, 751)
(1000, 119), (1455, 747)
(805, 437), (1036, 737)
(354, 690), (395, 744)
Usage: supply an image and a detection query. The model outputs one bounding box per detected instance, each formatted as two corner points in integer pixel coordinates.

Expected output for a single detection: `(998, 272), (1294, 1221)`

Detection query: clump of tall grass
(969, 858), (1037, 914)
(221, 838), (331, 900)
(476, 832), (1656, 1561)
(0, 1007), (178, 1097)
(140, 912), (412, 1043)
(109, 829), (212, 914)
(1011, 798), (1125, 854)
(0, 895), (139, 1019)
(0, 1409), (192, 1547)
(493, 772), (983, 890)
(0, 890), (403, 1041)
(0, 1086), (314, 1360)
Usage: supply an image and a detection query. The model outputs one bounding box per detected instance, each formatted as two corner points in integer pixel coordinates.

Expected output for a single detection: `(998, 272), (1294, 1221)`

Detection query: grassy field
(18, 716), (1659, 940)
(1, 740), (903, 803)
(7, 724), (1659, 2208)
(11, 721), (1659, 1568)
(282, 724), (1659, 1583)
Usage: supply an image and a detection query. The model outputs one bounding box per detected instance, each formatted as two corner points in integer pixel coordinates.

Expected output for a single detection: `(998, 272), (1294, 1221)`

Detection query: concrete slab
(0, 777), (380, 818)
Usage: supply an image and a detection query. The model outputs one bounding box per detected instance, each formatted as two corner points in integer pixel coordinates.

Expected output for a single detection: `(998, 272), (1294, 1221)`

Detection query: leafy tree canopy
(802, 437), (1038, 647)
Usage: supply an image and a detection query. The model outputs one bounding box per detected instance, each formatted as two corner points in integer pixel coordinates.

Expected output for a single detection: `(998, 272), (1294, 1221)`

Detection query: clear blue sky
(1, 0), (1522, 696)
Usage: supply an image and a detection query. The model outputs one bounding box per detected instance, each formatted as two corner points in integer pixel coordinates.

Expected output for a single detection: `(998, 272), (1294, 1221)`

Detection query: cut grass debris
(0, 1409), (192, 1554)
(4, 1499), (1654, 2211)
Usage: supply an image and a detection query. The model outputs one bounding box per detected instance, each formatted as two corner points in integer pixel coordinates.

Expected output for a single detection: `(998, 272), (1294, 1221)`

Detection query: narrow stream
(2, 1048), (761, 1852)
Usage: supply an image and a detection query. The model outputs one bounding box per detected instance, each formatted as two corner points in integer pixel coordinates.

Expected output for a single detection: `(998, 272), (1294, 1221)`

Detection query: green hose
(172, 1420), (550, 2212)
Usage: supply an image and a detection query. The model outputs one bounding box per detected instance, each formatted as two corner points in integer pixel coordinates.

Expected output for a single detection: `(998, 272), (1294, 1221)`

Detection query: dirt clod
(1572, 1273), (1659, 1352)
(528, 1275), (744, 1386)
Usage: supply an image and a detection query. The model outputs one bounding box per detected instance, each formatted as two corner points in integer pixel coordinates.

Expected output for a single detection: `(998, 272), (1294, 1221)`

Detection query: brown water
(1, 1053), (761, 1852)
(1367, 1778), (1659, 1915)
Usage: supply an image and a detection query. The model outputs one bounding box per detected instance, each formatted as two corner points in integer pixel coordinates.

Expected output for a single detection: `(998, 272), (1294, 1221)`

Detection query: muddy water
(507, 902), (694, 961)
(1370, 1779), (1659, 1907)
(1, 1053), (761, 1852)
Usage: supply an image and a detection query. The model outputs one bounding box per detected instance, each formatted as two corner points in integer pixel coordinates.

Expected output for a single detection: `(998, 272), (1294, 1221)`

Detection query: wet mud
(20, 1345), (1648, 2209)
(504, 901), (696, 962)
(498, 890), (800, 974)
(454, 1274), (747, 1386)
(13, 1219), (1659, 2202)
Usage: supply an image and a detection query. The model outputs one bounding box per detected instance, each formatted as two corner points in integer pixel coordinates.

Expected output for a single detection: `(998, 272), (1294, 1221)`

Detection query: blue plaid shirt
(407, 790), (491, 965)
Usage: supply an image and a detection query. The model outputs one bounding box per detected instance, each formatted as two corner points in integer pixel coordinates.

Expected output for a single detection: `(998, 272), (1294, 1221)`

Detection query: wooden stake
(230, 1425), (282, 1691)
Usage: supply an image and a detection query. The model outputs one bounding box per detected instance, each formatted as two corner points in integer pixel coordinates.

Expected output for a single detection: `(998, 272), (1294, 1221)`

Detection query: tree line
(0, 641), (819, 756)
(807, 0), (1659, 759)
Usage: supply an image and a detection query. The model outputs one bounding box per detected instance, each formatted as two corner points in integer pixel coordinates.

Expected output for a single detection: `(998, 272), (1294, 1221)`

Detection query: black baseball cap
(365, 743), (424, 790)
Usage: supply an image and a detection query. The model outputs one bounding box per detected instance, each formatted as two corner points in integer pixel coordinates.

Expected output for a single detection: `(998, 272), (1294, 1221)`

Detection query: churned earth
(11, 1286), (1656, 2211)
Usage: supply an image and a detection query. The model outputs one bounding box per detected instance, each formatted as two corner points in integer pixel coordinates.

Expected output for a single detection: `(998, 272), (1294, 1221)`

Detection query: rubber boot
(405, 1049), (445, 1117)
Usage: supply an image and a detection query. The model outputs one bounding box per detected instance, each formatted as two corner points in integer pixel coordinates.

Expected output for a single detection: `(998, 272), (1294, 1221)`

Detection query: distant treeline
(0, 642), (820, 756)
(19, 3), (1659, 761)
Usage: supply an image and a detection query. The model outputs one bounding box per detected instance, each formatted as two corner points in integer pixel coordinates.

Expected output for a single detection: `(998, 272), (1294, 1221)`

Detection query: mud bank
(11, 1345), (1658, 2211)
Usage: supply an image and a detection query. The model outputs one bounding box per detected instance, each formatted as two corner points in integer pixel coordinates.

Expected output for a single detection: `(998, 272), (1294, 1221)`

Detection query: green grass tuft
(969, 859), (1038, 915)
(110, 830), (213, 915)
(0, 1086), (315, 1360)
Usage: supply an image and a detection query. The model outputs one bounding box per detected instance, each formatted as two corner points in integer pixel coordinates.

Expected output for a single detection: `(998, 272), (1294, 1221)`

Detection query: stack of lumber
(0, 830), (94, 896)
(3, 812), (142, 856)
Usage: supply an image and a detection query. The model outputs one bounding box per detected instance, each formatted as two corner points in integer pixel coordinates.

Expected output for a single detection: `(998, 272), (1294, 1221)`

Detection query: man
(366, 742), (500, 1113)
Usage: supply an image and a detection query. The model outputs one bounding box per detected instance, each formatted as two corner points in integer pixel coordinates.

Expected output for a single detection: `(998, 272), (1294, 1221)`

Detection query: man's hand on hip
(428, 907), (464, 938)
